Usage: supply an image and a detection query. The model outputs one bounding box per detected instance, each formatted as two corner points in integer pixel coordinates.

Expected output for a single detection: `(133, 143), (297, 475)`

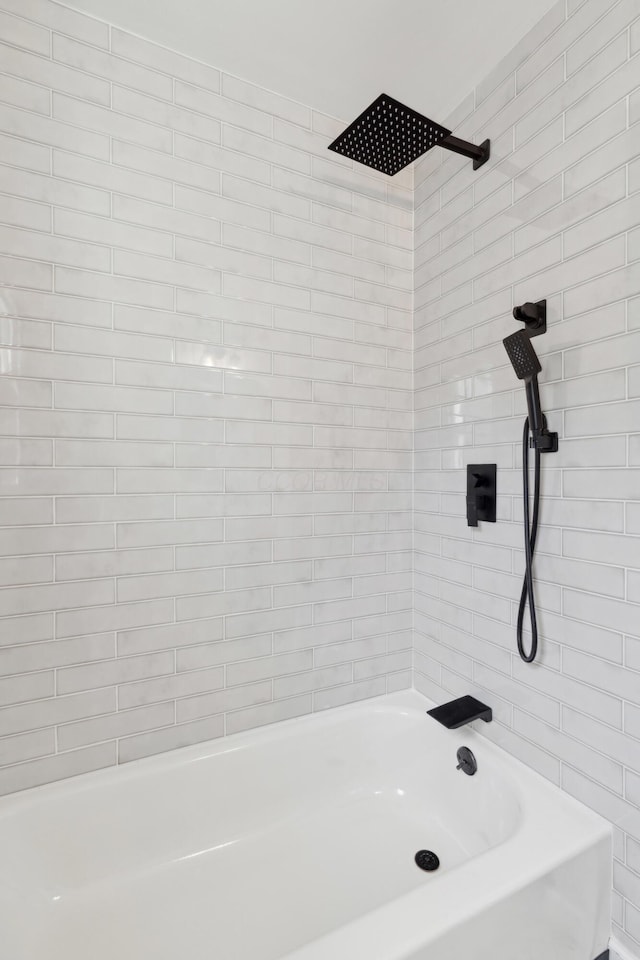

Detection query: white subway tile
(0, 577), (114, 617)
(113, 85), (221, 144)
(0, 436), (50, 464)
(0, 72), (51, 116)
(55, 208), (173, 258)
(55, 495), (173, 524)
(0, 728), (54, 767)
(0, 632), (113, 677)
(52, 33), (172, 100)
(0, 132), (49, 176)
(176, 681), (270, 723)
(174, 132), (267, 185)
(113, 248), (220, 294)
(53, 151), (171, 206)
(174, 80), (270, 136)
(56, 439), (172, 467)
(565, 45), (639, 137)
(0, 410), (113, 439)
(0, 8), (50, 55)
(52, 92), (171, 152)
(116, 468), (223, 494)
(55, 267), (173, 311)
(58, 651), (174, 695)
(115, 359), (222, 394)
(222, 73), (309, 127)
(119, 667), (224, 709)
(0, 669), (54, 708)
(175, 235), (270, 283)
(116, 518), (222, 549)
(118, 415), (222, 443)
(1, 40), (110, 105)
(54, 324), (173, 364)
(0, 742), (115, 797)
(175, 541), (270, 571)
(0, 467), (114, 497)
(110, 28), (220, 92)
(118, 717), (223, 764)
(0, 193), (50, 233)
(5, 0), (108, 46)
(58, 702), (174, 751)
(0, 252), (51, 291)
(565, 118), (639, 198)
(223, 173), (309, 220)
(1, 346), (111, 383)
(56, 599), (173, 639)
(0, 223), (110, 272)
(117, 568), (222, 603)
(117, 620), (222, 658)
(56, 546), (172, 582)
(55, 382), (172, 416)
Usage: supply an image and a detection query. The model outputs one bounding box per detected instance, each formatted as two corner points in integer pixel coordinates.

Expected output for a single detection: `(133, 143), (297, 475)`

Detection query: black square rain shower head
(328, 94), (452, 177)
(328, 94), (490, 177)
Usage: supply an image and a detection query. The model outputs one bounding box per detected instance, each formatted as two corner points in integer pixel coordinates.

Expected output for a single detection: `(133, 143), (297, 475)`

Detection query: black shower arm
(440, 135), (491, 170)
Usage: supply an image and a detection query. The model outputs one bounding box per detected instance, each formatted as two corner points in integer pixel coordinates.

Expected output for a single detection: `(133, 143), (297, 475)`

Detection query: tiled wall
(413, 0), (640, 954)
(0, 0), (414, 796)
(4, 0), (640, 951)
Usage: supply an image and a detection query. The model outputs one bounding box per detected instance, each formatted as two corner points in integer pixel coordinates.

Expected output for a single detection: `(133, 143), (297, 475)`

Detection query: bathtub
(0, 689), (610, 960)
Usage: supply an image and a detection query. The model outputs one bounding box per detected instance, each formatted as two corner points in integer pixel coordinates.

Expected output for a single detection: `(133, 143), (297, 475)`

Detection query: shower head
(503, 329), (542, 382)
(503, 329), (546, 440)
(328, 94), (451, 177)
(328, 94), (490, 177)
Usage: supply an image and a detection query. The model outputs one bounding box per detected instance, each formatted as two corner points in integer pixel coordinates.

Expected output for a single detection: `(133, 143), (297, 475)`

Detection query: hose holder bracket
(513, 299), (546, 337)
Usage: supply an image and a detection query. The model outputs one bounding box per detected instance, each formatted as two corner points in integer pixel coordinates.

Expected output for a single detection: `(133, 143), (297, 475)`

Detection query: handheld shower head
(503, 329), (544, 439)
(503, 329), (541, 381)
(504, 315), (558, 667)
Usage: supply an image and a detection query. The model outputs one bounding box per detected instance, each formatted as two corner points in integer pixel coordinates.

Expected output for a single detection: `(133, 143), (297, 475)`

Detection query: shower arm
(440, 135), (491, 170)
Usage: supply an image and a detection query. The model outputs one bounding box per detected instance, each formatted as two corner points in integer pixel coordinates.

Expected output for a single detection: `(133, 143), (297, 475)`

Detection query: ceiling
(66, 0), (556, 123)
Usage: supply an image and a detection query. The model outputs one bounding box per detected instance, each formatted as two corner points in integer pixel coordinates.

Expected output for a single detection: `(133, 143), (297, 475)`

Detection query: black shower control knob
(466, 464), (496, 527)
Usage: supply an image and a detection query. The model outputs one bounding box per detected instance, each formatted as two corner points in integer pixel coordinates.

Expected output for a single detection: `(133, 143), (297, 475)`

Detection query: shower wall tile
(0, 0), (412, 795)
(414, 0), (640, 954)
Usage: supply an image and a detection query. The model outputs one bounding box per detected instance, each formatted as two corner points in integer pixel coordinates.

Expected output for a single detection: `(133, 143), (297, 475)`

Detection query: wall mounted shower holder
(513, 299), (547, 337)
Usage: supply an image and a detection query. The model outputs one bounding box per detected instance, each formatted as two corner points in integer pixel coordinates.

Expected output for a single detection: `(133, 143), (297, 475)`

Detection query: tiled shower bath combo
(0, 0), (638, 957)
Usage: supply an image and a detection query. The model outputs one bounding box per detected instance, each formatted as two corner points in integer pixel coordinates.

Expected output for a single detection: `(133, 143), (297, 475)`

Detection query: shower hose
(517, 417), (541, 663)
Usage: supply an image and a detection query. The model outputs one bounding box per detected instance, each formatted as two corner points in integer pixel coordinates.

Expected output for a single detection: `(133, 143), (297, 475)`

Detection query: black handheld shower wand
(503, 327), (558, 663)
(503, 330), (558, 453)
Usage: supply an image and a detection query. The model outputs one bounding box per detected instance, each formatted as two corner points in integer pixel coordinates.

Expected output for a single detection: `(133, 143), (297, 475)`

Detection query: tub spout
(427, 695), (492, 729)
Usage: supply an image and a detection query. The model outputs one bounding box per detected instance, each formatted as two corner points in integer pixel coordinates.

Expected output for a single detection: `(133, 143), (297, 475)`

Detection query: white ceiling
(65, 0), (556, 123)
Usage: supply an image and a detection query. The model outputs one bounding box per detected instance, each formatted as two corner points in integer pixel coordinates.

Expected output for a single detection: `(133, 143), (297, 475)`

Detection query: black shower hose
(517, 417), (541, 663)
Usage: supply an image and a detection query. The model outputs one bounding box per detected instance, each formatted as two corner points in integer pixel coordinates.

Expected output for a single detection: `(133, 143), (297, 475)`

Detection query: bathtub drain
(414, 850), (440, 872)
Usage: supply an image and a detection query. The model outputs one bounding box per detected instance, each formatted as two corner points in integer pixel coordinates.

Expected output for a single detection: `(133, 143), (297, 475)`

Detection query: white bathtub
(0, 690), (610, 960)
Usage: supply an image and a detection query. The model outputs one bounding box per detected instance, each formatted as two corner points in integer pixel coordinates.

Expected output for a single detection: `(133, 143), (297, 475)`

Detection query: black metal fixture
(503, 331), (558, 454)
(415, 849), (440, 872)
(512, 299), (547, 337)
(466, 463), (496, 527)
(503, 310), (558, 664)
(328, 93), (490, 177)
(456, 746), (477, 776)
(427, 695), (492, 729)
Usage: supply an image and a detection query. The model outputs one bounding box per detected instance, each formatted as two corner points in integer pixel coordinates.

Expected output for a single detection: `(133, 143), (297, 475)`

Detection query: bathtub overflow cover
(415, 850), (440, 872)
